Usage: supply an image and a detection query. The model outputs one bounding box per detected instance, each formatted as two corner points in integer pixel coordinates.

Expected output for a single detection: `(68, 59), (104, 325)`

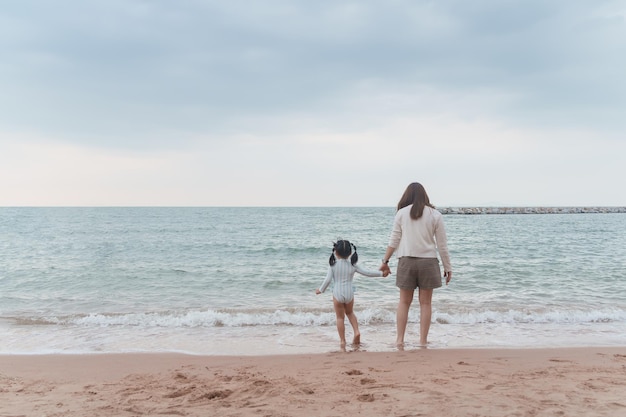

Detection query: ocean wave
(433, 308), (626, 325)
(7, 307), (626, 328)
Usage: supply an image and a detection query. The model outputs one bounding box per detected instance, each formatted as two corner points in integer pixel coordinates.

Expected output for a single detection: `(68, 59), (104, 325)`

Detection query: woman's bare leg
(396, 289), (414, 346)
(333, 298), (347, 347)
(418, 288), (434, 346)
(344, 299), (360, 345)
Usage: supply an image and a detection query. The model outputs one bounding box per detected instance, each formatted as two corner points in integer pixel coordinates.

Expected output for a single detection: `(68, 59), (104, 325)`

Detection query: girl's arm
(316, 267), (333, 293)
(354, 264), (384, 278)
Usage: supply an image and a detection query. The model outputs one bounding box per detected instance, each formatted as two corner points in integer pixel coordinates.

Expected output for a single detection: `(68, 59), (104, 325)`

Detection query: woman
(380, 182), (452, 347)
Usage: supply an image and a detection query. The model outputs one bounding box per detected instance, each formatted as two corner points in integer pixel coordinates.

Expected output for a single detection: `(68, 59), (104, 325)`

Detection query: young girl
(315, 240), (388, 348)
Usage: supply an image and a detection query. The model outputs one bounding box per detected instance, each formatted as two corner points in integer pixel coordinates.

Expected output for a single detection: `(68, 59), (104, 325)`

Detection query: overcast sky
(1, 0), (625, 206)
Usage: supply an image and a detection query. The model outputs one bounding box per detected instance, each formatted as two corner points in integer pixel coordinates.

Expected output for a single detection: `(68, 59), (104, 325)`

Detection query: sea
(1, 207), (625, 355)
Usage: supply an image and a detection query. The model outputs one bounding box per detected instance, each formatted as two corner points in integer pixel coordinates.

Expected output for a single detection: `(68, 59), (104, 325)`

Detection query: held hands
(315, 289), (321, 295)
(379, 263), (391, 277)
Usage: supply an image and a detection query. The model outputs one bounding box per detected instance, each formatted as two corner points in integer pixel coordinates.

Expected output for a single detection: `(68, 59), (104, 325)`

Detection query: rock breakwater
(437, 207), (626, 215)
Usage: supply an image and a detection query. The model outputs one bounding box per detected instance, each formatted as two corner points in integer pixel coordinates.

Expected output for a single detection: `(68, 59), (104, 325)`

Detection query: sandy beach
(1, 347), (625, 417)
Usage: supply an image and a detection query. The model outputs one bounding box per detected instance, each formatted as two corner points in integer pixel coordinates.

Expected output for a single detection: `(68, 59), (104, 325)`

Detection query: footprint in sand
(164, 386), (196, 399)
(345, 369), (363, 376)
(357, 393), (375, 402)
(252, 380), (270, 386)
(198, 390), (233, 400)
(174, 372), (189, 381)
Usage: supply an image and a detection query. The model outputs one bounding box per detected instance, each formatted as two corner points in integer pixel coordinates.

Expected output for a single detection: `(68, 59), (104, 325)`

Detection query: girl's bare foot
(352, 333), (361, 346)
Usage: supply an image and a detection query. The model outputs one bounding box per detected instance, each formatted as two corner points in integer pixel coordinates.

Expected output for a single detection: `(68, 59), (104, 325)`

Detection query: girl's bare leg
(396, 289), (414, 346)
(344, 299), (360, 345)
(333, 298), (347, 347)
(418, 288), (434, 346)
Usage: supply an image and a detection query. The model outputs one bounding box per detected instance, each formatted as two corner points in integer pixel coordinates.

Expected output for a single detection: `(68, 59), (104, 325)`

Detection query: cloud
(1, 1), (624, 206)
(1, 0), (624, 151)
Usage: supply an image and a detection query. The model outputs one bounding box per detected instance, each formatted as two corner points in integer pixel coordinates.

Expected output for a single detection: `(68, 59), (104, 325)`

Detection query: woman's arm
(379, 246), (395, 275)
(434, 216), (452, 273)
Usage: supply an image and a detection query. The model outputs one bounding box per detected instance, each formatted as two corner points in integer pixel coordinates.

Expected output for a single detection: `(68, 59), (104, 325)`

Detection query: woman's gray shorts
(396, 257), (442, 290)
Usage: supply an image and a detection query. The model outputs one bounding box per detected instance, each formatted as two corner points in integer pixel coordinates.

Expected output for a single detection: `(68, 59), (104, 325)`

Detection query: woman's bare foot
(352, 333), (361, 346)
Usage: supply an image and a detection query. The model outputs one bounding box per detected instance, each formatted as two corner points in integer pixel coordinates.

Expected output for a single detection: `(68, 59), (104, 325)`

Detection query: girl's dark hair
(397, 182), (435, 220)
(329, 240), (358, 266)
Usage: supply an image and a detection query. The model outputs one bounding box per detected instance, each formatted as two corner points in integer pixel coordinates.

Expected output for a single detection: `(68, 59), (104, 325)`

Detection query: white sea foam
(16, 307), (626, 329)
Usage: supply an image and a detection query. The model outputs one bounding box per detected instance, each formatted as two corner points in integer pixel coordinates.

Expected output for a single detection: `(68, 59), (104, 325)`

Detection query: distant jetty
(437, 207), (626, 215)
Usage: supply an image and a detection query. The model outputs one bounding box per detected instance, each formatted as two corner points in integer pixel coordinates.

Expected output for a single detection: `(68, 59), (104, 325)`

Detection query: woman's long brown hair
(397, 182), (434, 220)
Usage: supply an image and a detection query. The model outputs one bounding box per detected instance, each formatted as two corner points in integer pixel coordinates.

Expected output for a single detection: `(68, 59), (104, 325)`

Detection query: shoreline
(438, 206), (626, 214)
(2, 347), (625, 416)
